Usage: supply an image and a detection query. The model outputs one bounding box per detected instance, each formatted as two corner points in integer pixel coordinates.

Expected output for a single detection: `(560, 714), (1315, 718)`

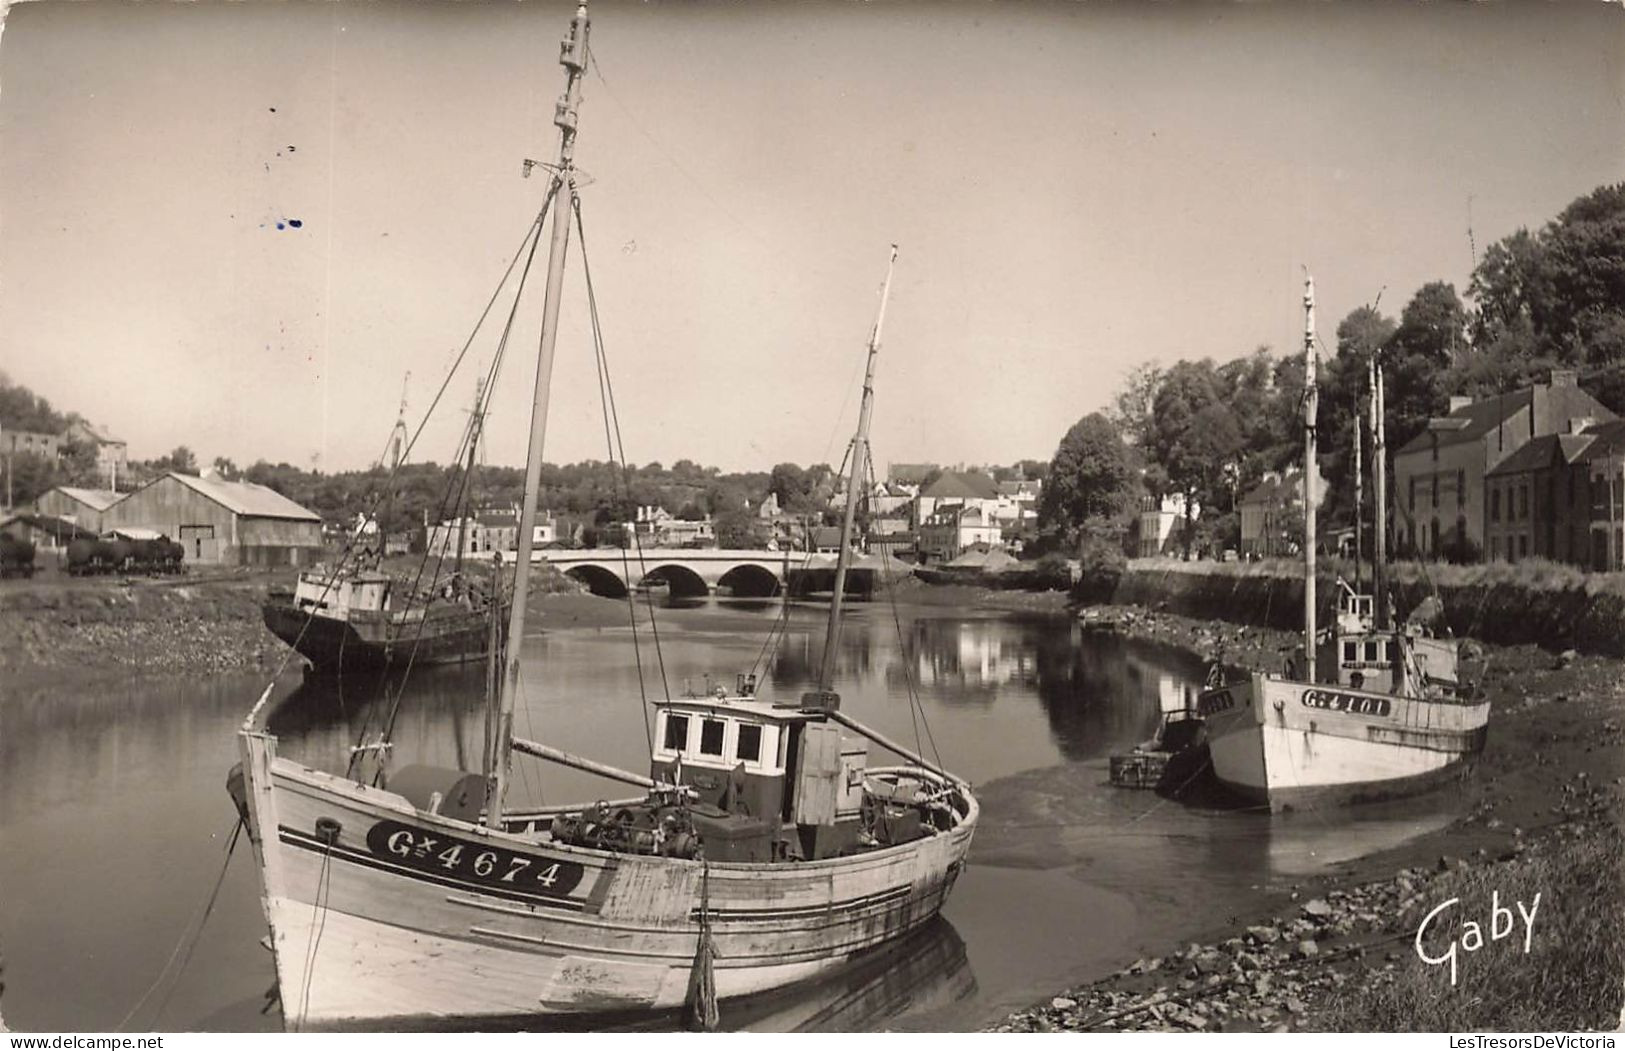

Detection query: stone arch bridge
(534, 548), (877, 599)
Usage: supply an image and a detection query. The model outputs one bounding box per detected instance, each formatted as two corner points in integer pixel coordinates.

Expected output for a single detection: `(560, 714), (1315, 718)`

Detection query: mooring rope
(115, 818), (243, 1032)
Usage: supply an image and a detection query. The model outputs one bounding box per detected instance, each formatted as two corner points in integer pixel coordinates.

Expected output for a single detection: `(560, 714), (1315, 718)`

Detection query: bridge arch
(639, 563), (710, 599)
(565, 564), (629, 598)
(716, 563), (781, 598)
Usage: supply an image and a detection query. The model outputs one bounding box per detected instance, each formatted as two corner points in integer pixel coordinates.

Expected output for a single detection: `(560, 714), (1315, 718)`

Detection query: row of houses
(1393, 369), (1623, 570)
(1136, 370), (1625, 571)
(19, 472), (323, 565)
(757, 469), (1043, 562)
(1, 419), (129, 485)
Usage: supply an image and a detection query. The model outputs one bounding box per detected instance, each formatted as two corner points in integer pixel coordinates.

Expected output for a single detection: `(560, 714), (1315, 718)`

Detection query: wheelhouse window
(663, 713), (689, 753)
(699, 718), (725, 757)
(1342, 641), (1358, 663)
(735, 723), (762, 763)
(1363, 641), (1380, 663)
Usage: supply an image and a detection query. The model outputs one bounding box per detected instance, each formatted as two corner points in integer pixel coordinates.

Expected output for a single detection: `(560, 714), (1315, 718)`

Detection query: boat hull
(1201, 673), (1489, 812)
(238, 732), (976, 1029)
(263, 600), (492, 672)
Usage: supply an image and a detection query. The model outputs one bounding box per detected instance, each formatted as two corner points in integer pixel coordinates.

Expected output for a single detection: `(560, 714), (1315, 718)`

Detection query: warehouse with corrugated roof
(99, 472), (323, 566)
(33, 486), (123, 532)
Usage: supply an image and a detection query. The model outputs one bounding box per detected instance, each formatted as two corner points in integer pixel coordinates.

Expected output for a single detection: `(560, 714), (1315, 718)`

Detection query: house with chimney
(1391, 369), (1614, 560)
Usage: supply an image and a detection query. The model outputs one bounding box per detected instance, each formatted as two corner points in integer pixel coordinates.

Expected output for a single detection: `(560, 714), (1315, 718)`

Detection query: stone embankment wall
(1109, 559), (1625, 658)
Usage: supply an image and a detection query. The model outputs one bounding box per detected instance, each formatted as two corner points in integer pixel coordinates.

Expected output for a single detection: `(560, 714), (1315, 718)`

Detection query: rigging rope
(365, 187), (558, 774)
(264, 199), (555, 745)
(573, 190), (673, 727)
(864, 454), (946, 774)
(296, 836), (337, 1031)
(115, 818), (243, 1032)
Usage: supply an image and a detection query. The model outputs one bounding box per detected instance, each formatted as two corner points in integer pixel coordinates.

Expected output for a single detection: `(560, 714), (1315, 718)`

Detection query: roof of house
(1580, 419), (1625, 457)
(1240, 471), (1301, 508)
(1485, 433), (1595, 477)
(164, 472), (321, 521)
(1397, 381), (1615, 456)
(1, 512), (96, 541)
(810, 526), (845, 548)
(921, 470), (999, 501)
(64, 420), (124, 445)
(50, 486), (123, 511)
(886, 462), (939, 484)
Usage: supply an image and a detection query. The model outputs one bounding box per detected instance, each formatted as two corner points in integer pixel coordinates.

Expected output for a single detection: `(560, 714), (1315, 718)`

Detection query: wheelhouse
(292, 569), (393, 620)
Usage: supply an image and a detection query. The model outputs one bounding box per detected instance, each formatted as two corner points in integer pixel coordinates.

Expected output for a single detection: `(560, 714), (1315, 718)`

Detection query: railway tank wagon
(0, 534), (36, 578)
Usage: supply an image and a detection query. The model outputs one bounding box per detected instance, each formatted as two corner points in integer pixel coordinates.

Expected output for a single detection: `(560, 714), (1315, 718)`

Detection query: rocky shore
(0, 574), (279, 681)
(993, 603), (1625, 1032)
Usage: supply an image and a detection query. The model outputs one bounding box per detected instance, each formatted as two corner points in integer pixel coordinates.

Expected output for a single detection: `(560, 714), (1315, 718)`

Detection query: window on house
(1431, 476), (1439, 507)
(1491, 488), (1501, 522)
(1409, 478), (1416, 513)
(699, 719), (725, 757)
(663, 714), (689, 753)
(735, 723), (762, 763)
(1458, 469), (1466, 509)
(1520, 486), (1529, 521)
(1519, 534), (1529, 558)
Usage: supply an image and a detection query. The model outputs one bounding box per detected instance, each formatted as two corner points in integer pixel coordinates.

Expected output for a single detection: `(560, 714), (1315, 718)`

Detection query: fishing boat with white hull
(231, 6), (976, 1028)
(1200, 275), (1490, 812)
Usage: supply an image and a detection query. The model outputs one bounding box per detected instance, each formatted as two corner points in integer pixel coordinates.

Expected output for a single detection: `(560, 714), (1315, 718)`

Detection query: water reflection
(0, 604), (1461, 1033)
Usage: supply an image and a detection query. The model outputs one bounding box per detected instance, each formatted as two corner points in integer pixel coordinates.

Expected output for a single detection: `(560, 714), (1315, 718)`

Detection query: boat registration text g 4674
(1301, 689), (1392, 717)
(367, 820), (586, 898)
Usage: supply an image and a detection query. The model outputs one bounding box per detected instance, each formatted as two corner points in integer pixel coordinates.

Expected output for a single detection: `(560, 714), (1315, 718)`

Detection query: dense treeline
(1038, 182), (1625, 561)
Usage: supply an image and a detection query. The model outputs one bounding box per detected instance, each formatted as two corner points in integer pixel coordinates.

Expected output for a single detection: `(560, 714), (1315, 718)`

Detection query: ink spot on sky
(288, 146), (297, 153)
(288, 219), (303, 229)
(269, 107), (277, 113)
(276, 222), (286, 230)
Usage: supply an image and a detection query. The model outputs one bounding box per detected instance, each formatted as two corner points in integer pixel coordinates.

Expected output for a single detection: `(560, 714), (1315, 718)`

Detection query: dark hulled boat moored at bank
(261, 569), (498, 672)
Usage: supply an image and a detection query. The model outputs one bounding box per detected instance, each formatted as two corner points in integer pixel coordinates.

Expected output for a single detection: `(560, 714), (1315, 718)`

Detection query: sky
(1, 0), (1621, 477)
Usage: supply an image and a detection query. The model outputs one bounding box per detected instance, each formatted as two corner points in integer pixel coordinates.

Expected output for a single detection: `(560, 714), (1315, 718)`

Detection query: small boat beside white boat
(230, 6), (976, 1028)
(1200, 275), (1491, 811)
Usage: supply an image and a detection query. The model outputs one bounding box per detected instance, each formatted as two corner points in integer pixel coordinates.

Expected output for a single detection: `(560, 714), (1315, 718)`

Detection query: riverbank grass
(1315, 832), (1624, 1032)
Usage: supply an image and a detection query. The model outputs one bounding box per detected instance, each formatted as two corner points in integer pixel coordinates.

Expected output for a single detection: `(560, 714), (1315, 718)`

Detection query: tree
(1036, 413), (1135, 553)
(1107, 362), (1162, 450)
(157, 445), (198, 475)
(6, 450), (60, 506)
(212, 456), (238, 480)
(768, 462), (815, 513)
(714, 507), (766, 549)
(1382, 282), (1466, 452)
(1465, 182), (1625, 412)
(1316, 305), (1396, 527)
(1148, 360), (1244, 555)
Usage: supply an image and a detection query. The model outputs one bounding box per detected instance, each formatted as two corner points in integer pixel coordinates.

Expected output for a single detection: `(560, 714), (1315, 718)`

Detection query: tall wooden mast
(1372, 357), (1389, 629)
(808, 245), (899, 708)
(1353, 405), (1363, 594)
(1302, 272), (1318, 683)
(486, 3), (590, 826)
(454, 377), (487, 583)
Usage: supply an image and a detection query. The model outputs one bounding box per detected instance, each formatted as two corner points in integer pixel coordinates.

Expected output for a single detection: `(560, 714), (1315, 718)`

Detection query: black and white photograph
(1, 0), (1622, 1036)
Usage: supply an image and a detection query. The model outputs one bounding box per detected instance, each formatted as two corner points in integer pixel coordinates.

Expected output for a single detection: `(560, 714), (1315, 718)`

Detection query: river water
(0, 599), (1461, 1032)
